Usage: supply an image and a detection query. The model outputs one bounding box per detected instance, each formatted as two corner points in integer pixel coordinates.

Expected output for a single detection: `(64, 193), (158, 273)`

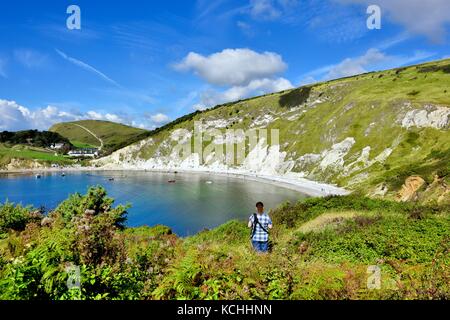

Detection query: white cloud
(0, 100), (83, 131)
(325, 48), (386, 79)
(174, 48), (287, 86)
(85, 111), (126, 124)
(299, 48), (436, 83)
(338, 0), (450, 42)
(377, 32), (411, 50)
(0, 99), (168, 131)
(193, 103), (207, 111)
(55, 49), (121, 87)
(14, 49), (48, 68)
(249, 0), (298, 21)
(194, 77), (293, 110)
(236, 21), (255, 37)
(175, 48), (293, 110)
(222, 77), (293, 102)
(250, 0), (281, 20)
(150, 113), (170, 124)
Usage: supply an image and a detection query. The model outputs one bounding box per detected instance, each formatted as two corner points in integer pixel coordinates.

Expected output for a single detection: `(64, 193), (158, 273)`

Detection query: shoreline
(0, 166), (349, 197)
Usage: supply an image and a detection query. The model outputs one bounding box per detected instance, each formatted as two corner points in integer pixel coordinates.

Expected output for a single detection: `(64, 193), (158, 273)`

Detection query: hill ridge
(50, 120), (151, 156)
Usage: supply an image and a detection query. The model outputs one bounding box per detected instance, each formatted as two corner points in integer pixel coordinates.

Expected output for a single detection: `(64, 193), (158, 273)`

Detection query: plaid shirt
(249, 213), (272, 242)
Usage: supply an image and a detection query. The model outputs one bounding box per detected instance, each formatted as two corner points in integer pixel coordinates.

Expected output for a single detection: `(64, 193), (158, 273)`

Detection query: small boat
(61, 173), (66, 177)
(109, 178), (115, 181)
(35, 174), (42, 179)
(168, 180), (176, 183)
(205, 181), (213, 184)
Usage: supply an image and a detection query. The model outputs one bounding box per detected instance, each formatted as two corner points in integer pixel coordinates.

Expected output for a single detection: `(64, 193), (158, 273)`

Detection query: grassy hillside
(50, 120), (151, 155)
(0, 187), (448, 300)
(99, 58), (450, 203)
(0, 144), (73, 169)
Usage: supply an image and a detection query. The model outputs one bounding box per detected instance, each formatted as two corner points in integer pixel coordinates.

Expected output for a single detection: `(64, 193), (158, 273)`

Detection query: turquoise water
(0, 171), (308, 236)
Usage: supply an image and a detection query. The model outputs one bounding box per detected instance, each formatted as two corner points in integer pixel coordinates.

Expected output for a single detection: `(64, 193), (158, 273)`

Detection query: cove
(0, 171), (308, 236)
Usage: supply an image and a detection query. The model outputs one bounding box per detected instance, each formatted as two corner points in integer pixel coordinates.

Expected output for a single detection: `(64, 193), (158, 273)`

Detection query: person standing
(248, 202), (273, 253)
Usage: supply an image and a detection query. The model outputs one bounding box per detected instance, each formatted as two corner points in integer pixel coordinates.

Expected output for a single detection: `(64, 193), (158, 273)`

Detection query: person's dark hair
(256, 202), (264, 208)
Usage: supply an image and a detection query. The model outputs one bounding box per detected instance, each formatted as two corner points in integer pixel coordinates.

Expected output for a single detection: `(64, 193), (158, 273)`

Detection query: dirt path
(73, 124), (104, 151)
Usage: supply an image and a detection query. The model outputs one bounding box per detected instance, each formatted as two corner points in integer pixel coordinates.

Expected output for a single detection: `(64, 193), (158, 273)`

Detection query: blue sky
(0, 0), (449, 131)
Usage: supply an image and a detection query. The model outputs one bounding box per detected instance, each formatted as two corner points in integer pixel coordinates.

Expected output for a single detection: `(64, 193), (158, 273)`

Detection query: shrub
(407, 90), (420, 96)
(279, 86), (312, 108)
(293, 215), (449, 265)
(418, 64), (450, 74)
(72, 211), (127, 266)
(0, 202), (33, 233)
(53, 186), (128, 229)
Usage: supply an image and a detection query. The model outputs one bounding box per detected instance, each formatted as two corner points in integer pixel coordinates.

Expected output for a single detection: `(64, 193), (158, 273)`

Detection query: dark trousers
(252, 240), (269, 252)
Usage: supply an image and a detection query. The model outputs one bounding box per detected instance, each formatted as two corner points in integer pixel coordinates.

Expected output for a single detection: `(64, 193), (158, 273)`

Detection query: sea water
(0, 171), (308, 236)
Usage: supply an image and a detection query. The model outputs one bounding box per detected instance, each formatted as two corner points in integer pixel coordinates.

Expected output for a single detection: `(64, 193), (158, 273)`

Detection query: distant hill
(0, 130), (71, 148)
(49, 120), (151, 155)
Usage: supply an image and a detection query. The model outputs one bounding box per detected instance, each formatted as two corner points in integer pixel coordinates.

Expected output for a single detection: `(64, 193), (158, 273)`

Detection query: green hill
(50, 120), (151, 155)
(97, 58), (450, 204)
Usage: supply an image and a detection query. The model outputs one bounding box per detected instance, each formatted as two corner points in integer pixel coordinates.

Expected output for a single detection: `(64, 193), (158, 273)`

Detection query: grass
(71, 141), (98, 149)
(50, 120), (151, 155)
(0, 144), (73, 168)
(296, 210), (362, 233)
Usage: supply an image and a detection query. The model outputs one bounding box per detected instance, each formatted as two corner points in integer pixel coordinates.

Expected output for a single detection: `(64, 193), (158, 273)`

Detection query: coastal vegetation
(0, 187), (448, 300)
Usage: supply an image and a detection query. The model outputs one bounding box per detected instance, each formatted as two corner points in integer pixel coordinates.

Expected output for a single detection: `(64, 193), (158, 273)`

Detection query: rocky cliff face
(95, 59), (450, 203)
(5, 158), (48, 170)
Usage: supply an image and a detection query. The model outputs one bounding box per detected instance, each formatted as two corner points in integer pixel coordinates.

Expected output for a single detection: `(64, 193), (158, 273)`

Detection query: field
(0, 187), (448, 300)
(71, 141), (98, 149)
(0, 144), (73, 168)
(50, 120), (151, 155)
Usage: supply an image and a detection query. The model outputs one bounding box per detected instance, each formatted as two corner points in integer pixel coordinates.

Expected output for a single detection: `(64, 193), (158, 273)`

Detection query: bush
(418, 64), (450, 74)
(53, 186), (128, 229)
(279, 86), (312, 108)
(0, 202), (33, 233)
(407, 90), (420, 96)
(0, 186), (180, 300)
(293, 215), (449, 265)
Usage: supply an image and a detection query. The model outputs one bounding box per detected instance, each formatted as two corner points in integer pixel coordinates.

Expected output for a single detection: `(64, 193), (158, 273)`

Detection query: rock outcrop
(396, 176), (426, 202)
(401, 106), (450, 130)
